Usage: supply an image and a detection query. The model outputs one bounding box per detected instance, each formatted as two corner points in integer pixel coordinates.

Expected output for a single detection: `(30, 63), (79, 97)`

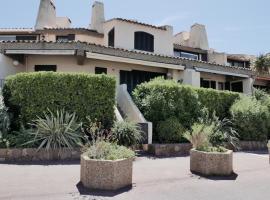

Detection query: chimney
(189, 23), (209, 50)
(56, 17), (72, 28)
(90, 1), (105, 33)
(35, 0), (57, 30)
(174, 31), (190, 46)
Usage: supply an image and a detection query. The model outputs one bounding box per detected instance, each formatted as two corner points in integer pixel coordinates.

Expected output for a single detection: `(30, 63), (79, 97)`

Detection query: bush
(133, 78), (240, 142)
(156, 118), (186, 143)
(25, 110), (85, 151)
(111, 121), (143, 147)
(84, 141), (135, 160)
(195, 88), (240, 119)
(0, 90), (11, 148)
(133, 78), (202, 132)
(230, 96), (270, 141)
(3, 72), (116, 129)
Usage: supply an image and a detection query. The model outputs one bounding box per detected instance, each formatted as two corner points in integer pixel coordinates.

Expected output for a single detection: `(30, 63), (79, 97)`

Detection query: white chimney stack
(189, 23), (209, 50)
(35, 0), (57, 30)
(90, 1), (105, 34)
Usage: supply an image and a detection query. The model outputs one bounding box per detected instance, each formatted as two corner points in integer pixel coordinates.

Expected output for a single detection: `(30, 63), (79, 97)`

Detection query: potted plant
(80, 120), (135, 191)
(184, 118), (238, 176)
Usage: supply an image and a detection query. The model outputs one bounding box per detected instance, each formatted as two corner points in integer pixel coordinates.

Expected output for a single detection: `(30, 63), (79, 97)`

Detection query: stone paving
(0, 152), (269, 200)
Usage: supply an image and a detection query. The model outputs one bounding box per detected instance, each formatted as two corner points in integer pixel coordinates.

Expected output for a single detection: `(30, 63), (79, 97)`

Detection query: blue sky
(0, 0), (269, 55)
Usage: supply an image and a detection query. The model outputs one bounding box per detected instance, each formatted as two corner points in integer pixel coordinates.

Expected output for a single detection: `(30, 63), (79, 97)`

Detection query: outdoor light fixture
(12, 60), (19, 66)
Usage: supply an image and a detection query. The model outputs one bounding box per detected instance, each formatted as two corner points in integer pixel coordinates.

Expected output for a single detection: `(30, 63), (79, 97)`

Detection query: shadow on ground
(76, 182), (133, 197)
(192, 171), (239, 181)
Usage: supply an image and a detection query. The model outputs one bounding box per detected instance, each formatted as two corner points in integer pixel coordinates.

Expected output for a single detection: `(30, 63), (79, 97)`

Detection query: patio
(0, 152), (269, 200)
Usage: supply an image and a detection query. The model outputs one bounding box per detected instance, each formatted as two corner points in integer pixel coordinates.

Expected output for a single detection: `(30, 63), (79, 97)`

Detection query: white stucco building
(0, 0), (259, 94)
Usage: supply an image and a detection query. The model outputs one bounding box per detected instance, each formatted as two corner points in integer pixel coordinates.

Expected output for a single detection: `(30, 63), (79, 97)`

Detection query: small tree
(254, 54), (270, 73)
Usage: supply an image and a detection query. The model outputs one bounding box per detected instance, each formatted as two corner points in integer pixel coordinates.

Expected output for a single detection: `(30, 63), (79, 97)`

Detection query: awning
(195, 67), (249, 78)
(86, 52), (185, 70)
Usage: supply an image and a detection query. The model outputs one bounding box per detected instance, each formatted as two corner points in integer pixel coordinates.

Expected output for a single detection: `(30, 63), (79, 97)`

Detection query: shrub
(195, 88), (240, 119)
(0, 90), (11, 148)
(3, 72), (116, 129)
(85, 141), (135, 160)
(184, 123), (213, 150)
(133, 78), (240, 142)
(230, 96), (270, 141)
(25, 110), (85, 151)
(156, 118), (186, 144)
(133, 78), (202, 134)
(111, 121), (143, 147)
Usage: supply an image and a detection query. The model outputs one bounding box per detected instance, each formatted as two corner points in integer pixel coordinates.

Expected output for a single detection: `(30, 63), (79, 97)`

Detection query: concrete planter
(80, 155), (133, 191)
(147, 143), (192, 157)
(190, 149), (233, 176)
(0, 148), (81, 162)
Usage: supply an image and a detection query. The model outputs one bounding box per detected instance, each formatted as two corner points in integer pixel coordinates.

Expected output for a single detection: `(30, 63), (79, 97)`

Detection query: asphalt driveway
(0, 152), (269, 200)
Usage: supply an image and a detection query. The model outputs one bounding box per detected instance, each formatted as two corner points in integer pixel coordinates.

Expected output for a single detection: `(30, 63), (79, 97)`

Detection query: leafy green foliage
(25, 110), (85, 151)
(0, 90), (11, 148)
(3, 72), (116, 129)
(195, 88), (240, 119)
(230, 96), (270, 141)
(254, 54), (270, 72)
(133, 78), (240, 142)
(111, 121), (142, 147)
(184, 123), (213, 150)
(133, 78), (202, 140)
(199, 108), (239, 149)
(156, 118), (186, 144)
(84, 141), (135, 160)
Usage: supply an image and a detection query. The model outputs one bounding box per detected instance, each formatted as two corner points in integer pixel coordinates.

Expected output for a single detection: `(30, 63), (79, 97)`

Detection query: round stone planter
(80, 154), (133, 191)
(190, 149), (233, 176)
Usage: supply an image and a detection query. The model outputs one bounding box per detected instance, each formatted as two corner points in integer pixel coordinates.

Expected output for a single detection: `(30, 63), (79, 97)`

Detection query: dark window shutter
(108, 28), (115, 47)
(134, 32), (154, 52)
(35, 65), (57, 72)
(95, 67), (107, 74)
(68, 34), (75, 41)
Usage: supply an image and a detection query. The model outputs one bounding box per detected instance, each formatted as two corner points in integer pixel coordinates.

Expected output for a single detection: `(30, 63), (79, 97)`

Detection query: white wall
(26, 55), (168, 85)
(0, 54), (25, 79)
(104, 20), (174, 56)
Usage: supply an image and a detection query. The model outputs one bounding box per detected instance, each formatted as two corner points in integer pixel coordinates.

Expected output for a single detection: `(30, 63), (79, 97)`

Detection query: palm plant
(26, 110), (85, 151)
(254, 54), (270, 73)
(184, 123), (213, 150)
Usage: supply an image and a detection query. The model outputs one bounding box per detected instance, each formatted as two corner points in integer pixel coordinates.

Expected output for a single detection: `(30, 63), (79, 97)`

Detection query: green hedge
(195, 88), (240, 119)
(230, 96), (270, 141)
(133, 78), (240, 142)
(3, 72), (116, 128)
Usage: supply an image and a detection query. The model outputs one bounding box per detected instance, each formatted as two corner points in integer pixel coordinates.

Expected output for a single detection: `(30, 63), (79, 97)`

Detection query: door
(120, 70), (166, 94)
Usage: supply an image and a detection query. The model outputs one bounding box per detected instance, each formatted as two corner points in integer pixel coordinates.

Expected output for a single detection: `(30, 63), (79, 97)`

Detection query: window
(56, 34), (75, 42)
(201, 79), (216, 89)
(35, 65), (57, 72)
(95, 67), (107, 74)
(108, 28), (115, 47)
(134, 31), (154, 52)
(16, 35), (37, 41)
(231, 81), (243, 93)
(0, 35), (37, 41)
(174, 50), (200, 60)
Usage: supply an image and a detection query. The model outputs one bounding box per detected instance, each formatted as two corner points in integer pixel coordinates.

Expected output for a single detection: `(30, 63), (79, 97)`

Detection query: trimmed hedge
(195, 88), (240, 119)
(3, 72), (116, 128)
(133, 78), (240, 142)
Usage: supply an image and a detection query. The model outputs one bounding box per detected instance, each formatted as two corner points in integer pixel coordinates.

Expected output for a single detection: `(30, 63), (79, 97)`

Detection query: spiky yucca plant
(26, 110), (85, 151)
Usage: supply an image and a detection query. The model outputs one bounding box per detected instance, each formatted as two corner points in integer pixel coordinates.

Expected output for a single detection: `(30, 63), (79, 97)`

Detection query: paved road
(0, 152), (269, 200)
